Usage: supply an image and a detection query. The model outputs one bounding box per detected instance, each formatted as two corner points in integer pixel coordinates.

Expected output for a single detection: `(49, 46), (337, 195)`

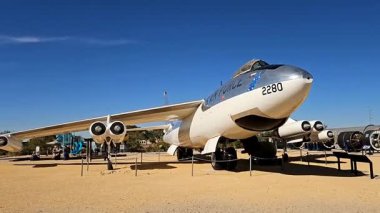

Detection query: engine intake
(310, 120), (324, 132)
(337, 131), (364, 151)
(0, 136), (7, 146)
(89, 122), (107, 143)
(0, 135), (22, 152)
(107, 121), (126, 143)
(363, 130), (380, 151)
(108, 121), (125, 135)
(90, 122), (107, 136)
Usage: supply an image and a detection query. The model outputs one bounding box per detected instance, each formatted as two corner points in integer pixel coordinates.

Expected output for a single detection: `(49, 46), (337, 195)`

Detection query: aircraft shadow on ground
(130, 162), (177, 170)
(235, 158), (367, 177)
(10, 154), (373, 178)
(32, 164), (58, 168)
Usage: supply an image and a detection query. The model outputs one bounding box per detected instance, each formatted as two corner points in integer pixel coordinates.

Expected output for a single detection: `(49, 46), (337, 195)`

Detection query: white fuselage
(164, 75), (313, 148)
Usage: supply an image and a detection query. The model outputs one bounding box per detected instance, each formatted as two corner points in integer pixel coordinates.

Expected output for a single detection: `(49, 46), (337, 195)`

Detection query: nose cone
(257, 65), (313, 119)
(266, 65), (313, 83)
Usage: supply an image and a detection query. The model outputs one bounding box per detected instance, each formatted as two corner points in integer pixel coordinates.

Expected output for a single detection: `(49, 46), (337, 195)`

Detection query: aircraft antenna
(164, 91), (169, 106)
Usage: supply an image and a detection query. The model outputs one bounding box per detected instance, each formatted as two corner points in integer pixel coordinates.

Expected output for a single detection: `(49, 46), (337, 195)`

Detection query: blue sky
(0, 0), (379, 132)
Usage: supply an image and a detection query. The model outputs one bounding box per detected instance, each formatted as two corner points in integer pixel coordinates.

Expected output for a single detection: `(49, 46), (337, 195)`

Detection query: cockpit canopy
(233, 59), (269, 78)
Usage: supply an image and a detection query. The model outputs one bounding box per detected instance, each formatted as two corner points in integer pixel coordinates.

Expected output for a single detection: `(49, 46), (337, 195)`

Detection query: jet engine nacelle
(106, 121), (127, 143)
(308, 129), (334, 142)
(277, 120), (311, 139)
(89, 122), (107, 144)
(318, 130), (334, 141)
(0, 135), (22, 152)
(309, 120), (324, 132)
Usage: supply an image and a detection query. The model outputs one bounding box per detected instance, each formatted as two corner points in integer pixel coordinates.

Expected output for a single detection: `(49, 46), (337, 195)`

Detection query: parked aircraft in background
(0, 59), (313, 170)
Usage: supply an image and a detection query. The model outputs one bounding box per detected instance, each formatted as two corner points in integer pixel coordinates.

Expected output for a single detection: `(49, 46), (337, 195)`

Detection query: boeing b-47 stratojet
(0, 59), (313, 170)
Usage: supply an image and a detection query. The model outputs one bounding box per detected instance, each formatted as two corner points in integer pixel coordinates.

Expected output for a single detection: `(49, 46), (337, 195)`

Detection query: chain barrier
(81, 151), (286, 177)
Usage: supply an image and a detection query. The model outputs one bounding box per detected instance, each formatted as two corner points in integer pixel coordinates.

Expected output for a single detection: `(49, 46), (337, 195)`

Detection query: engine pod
(277, 120), (311, 138)
(107, 121), (126, 143)
(310, 120), (324, 132)
(0, 135), (22, 152)
(89, 122), (107, 143)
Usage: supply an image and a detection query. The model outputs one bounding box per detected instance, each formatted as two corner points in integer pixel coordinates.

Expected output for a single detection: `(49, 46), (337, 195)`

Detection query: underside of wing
(126, 125), (171, 132)
(6, 100), (203, 140)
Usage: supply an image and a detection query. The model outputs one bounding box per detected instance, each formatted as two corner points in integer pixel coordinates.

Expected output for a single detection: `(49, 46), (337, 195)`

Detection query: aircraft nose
(256, 65), (313, 119)
(255, 65), (313, 87)
(272, 65), (313, 83)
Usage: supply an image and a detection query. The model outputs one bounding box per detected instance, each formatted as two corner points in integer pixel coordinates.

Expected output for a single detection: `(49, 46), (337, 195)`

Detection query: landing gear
(102, 141), (115, 170)
(282, 139), (289, 163)
(176, 147), (193, 161)
(211, 147), (237, 171)
(211, 148), (223, 170)
(241, 136), (277, 158)
(282, 153), (289, 162)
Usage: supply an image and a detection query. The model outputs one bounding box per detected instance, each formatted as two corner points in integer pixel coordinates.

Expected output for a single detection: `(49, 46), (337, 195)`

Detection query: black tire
(225, 147), (237, 171)
(211, 148), (225, 170)
(176, 147), (185, 161)
(186, 148), (193, 158)
(177, 147), (193, 161)
(282, 153), (289, 163)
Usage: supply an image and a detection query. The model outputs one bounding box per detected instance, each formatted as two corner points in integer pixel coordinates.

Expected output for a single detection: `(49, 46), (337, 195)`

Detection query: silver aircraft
(0, 59), (313, 170)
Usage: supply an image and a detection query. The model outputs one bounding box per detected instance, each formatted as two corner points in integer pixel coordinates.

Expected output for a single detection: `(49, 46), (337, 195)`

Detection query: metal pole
(114, 153), (117, 168)
(86, 140), (89, 162)
(140, 152), (143, 165)
(89, 140), (92, 162)
(370, 162), (374, 179)
(300, 148), (303, 162)
(81, 158), (84, 177)
(281, 155), (284, 170)
(324, 150), (327, 165)
(158, 151), (160, 162)
(338, 157), (341, 170)
(307, 152), (310, 166)
(135, 157), (137, 176)
(249, 155), (252, 176)
(191, 156), (194, 177)
(87, 156), (89, 171)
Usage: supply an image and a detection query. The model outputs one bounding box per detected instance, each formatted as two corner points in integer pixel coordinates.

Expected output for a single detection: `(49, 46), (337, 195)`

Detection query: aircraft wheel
(186, 148), (193, 158)
(211, 148), (225, 170)
(224, 147), (237, 171)
(282, 153), (289, 162)
(176, 148), (184, 161)
(177, 147), (193, 161)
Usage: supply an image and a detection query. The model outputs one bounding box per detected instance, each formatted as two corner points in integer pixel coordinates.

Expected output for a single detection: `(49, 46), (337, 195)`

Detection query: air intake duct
(0, 135), (22, 152)
(337, 131), (364, 151)
(89, 122), (107, 143)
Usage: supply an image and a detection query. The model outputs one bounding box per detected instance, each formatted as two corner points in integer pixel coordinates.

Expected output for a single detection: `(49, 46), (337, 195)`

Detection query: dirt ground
(0, 150), (379, 213)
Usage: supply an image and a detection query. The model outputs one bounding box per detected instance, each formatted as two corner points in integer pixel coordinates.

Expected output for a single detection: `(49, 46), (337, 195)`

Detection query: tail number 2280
(262, 83), (283, 95)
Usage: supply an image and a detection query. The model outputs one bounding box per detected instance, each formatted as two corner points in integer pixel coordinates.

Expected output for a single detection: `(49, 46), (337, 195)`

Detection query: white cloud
(0, 35), (69, 44)
(78, 38), (136, 46)
(0, 35), (136, 46)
